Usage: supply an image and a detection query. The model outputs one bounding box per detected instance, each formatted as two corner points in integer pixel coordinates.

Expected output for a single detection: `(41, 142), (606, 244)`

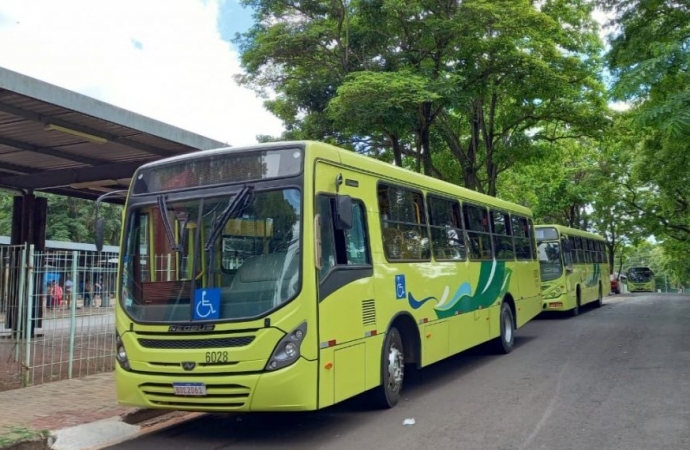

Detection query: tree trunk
(390, 134), (403, 167)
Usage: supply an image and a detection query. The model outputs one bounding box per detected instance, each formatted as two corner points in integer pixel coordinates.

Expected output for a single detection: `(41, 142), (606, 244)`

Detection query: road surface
(106, 293), (690, 450)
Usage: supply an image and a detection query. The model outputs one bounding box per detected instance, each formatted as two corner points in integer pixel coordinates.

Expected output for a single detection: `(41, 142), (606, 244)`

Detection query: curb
(49, 410), (201, 450)
(1, 409), (200, 450)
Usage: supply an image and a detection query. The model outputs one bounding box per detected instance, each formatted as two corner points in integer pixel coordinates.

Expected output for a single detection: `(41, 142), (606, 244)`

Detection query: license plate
(173, 382), (207, 396)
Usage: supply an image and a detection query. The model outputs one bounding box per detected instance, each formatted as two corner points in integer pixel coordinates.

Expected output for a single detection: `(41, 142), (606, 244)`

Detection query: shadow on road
(130, 336), (538, 448)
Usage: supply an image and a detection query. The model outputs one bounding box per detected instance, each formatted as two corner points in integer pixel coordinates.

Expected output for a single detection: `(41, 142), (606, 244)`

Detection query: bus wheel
(595, 284), (603, 308)
(369, 327), (404, 409)
(492, 302), (515, 354)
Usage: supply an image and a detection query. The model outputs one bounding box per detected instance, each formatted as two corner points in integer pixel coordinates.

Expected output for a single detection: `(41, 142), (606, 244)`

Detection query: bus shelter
(0, 66), (226, 336)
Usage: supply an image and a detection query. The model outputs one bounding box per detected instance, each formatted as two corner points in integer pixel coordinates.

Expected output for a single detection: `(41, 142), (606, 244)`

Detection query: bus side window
(317, 195), (337, 280)
(560, 236), (573, 270)
(568, 236), (580, 264)
(343, 202), (370, 265)
(378, 184), (430, 261)
(317, 195), (371, 282)
(511, 215), (532, 260)
(574, 236), (585, 263)
(428, 195), (466, 261)
(463, 203), (492, 260)
(490, 210), (514, 260)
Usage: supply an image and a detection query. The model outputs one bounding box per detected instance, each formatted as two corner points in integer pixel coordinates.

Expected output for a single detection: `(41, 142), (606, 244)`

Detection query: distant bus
(101, 140), (544, 413)
(535, 225), (610, 316)
(626, 266), (655, 292)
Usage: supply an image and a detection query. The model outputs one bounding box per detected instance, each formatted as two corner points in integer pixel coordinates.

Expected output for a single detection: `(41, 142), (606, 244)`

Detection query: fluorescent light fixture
(69, 180), (117, 189)
(45, 124), (108, 144)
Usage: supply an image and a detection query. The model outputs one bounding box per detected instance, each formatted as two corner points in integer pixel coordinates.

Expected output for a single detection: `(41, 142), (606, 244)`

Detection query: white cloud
(0, 0), (284, 146)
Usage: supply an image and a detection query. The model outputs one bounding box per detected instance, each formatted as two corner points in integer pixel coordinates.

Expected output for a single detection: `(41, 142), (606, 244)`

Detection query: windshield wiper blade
(157, 195), (184, 253)
(204, 185), (254, 251)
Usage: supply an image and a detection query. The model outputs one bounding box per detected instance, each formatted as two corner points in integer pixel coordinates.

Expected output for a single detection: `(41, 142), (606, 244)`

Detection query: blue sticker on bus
(395, 274), (406, 300)
(193, 288), (221, 321)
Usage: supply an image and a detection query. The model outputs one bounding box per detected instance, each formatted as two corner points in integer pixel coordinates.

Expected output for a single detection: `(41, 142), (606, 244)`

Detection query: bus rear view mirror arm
(93, 189), (128, 253)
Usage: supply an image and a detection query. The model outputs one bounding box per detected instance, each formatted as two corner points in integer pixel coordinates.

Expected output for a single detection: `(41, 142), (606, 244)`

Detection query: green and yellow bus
(99, 141), (544, 413)
(626, 266), (655, 292)
(535, 225), (610, 316)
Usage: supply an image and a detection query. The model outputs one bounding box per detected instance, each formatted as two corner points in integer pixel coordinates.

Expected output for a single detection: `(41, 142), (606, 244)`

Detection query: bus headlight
(544, 285), (563, 299)
(265, 322), (307, 371)
(115, 332), (131, 371)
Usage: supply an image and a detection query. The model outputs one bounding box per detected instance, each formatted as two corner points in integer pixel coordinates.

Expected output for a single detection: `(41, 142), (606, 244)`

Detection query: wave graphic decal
(434, 282), (473, 312)
(407, 292), (437, 309)
(434, 261), (512, 319)
(403, 261), (514, 318)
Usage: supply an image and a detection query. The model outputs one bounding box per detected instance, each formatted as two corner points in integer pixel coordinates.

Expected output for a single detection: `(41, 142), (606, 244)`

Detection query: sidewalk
(0, 372), (194, 450)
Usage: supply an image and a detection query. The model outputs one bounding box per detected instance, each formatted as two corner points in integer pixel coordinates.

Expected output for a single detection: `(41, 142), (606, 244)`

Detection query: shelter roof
(0, 67), (227, 202)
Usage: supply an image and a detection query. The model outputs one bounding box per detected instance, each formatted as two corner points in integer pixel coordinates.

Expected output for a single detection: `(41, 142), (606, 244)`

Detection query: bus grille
(139, 382), (251, 409)
(138, 336), (255, 349)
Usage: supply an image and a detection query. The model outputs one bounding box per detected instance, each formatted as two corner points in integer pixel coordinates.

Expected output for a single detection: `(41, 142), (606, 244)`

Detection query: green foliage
(497, 137), (600, 227)
(235, 0), (609, 195)
(0, 192), (122, 246)
(600, 0), (690, 275)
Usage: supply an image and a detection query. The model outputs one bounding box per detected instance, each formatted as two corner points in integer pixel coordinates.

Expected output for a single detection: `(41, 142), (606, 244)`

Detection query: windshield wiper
(204, 185), (255, 251)
(157, 195), (185, 253)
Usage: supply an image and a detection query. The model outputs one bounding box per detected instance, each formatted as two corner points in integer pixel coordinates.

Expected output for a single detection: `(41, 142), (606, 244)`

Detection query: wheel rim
(386, 344), (404, 392)
(504, 312), (513, 343)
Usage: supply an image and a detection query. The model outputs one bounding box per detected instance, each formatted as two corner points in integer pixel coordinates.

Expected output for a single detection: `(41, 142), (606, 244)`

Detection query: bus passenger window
(575, 237), (585, 263)
(428, 195), (466, 261)
(463, 204), (492, 260)
(378, 184), (430, 261)
(491, 210), (515, 260)
(511, 215), (532, 260)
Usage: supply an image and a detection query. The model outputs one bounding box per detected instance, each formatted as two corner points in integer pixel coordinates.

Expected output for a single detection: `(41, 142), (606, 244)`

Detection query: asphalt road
(106, 293), (690, 450)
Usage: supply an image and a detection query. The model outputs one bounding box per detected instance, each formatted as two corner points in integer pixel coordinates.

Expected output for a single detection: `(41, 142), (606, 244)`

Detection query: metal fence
(0, 245), (118, 391)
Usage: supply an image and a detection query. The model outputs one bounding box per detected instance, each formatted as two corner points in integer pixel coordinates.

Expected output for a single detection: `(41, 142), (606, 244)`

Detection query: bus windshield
(120, 188), (302, 323)
(628, 267), (654, 283)
(537, 241), (563, 282)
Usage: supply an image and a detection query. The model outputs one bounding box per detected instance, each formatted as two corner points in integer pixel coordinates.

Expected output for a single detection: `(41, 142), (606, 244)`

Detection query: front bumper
(115, 357), (318, 412)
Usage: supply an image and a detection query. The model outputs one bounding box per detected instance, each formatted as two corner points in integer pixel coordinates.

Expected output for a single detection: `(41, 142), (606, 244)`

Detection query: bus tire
(595, 283), (603, 308)
(492, 301), (515, 354)
(369, 327), (404, 409)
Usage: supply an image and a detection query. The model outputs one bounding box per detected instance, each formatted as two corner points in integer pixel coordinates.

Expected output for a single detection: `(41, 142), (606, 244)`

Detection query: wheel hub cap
(387, 345), (404, 391)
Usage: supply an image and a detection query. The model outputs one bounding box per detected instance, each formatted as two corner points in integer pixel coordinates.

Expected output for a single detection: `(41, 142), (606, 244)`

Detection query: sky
(0, 0), (284, 146)
(0, 1), (624, 149)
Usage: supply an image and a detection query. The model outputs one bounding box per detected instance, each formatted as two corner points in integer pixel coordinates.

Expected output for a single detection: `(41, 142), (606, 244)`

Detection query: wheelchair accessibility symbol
(395, 274), (406, 300)
(193, 288), (221, 320)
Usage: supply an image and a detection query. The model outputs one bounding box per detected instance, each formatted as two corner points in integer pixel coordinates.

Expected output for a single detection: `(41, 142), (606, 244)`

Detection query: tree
(497, 136), (601, 228)
(0, 192), (122, 246)
(602, 0), (690, 243)
(327, 71), (443, 169)
(235, 0), (609, 195)
(588, 114), (642, 272)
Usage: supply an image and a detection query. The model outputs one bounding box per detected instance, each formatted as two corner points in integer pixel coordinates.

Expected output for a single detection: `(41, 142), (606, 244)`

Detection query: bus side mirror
(335, 195), (353, 230)
(93, 189), (127, 253)
(95, 216), (105, 253)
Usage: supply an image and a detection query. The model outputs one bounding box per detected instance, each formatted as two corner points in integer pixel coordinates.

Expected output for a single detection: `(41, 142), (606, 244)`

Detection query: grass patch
(0, 426), (48, 448)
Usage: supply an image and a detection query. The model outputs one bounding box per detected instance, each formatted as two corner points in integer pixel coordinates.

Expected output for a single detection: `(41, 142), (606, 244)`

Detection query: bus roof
(135, 141), (533, 216)
(535, 224), (606, 241)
